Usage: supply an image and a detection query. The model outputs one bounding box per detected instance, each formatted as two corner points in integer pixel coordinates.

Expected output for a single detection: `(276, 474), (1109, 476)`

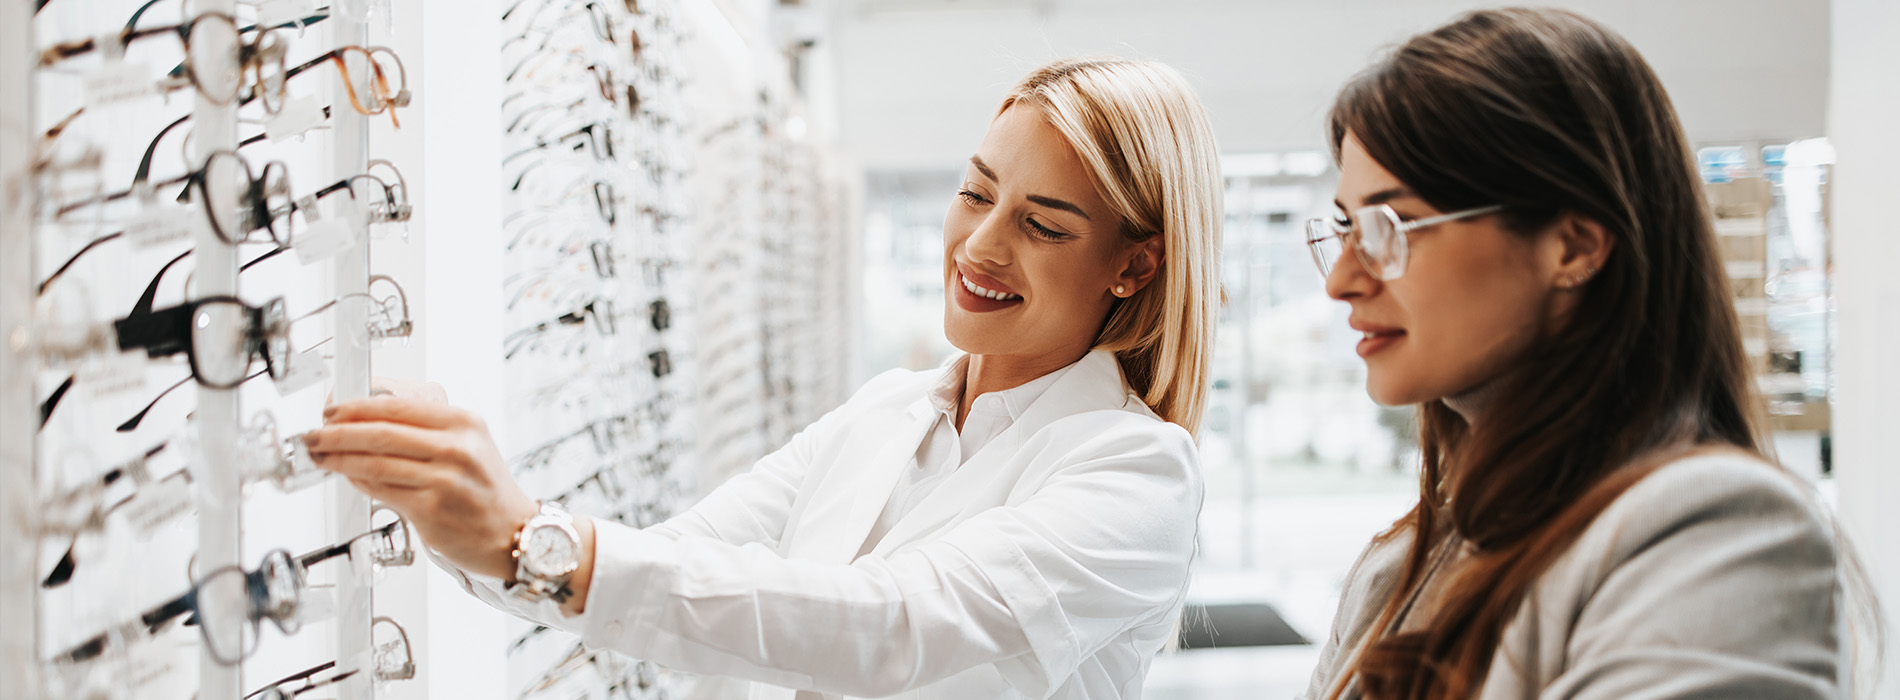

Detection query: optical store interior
(5, 0), (1899, 699)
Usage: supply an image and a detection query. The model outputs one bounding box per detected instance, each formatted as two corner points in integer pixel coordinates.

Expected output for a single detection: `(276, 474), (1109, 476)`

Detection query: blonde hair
(999, 57), (1223, 435)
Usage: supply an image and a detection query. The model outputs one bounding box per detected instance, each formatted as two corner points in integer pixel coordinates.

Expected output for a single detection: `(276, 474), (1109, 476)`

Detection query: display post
(1, 0), (40, 695)
(329, 11), (374, 700)
(189, 0), (242, 696)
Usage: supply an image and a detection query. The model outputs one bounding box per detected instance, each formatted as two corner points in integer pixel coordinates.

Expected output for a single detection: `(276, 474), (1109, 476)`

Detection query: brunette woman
(1301, 8), (1872, 699)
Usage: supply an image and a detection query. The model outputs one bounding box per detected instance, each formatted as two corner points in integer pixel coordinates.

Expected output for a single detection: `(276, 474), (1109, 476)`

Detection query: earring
(1114, 285), (1127, 296)
(1563, 267), (1598, 289)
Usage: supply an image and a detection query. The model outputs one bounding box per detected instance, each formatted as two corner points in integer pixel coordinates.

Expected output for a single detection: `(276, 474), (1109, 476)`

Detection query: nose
(962, 207), (1014, 267)
(1324, 242), (1380, 301)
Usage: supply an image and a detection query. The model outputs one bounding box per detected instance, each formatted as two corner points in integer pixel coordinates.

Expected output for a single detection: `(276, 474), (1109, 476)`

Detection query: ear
(1545, 213), (1613, 290)
(1112, 237), (1163, 298)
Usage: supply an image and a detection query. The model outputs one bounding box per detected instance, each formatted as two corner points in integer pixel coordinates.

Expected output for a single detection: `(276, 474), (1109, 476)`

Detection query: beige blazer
(1303, 453), (1843, 699)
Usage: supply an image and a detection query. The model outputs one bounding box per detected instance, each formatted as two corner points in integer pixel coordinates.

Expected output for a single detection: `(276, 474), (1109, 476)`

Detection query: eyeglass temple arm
(116, 374), (188, 433)
(50, 201), (295, 292)
(244, 245), (290, 270)
(54, 631), (108, 665)
(238, 11), (332, 35)
(39, 375), (74, 428)
(284, 49), (404, 127)
(296, 519), (400, 569)
(140, 588), (196, 634)
(116, 367), (258, 433)
(284, 51), (383, 117)
(122, 0), (168, 33)
(133, 250), (195, 317)
(54, 169), (193, 218)
(37, 36), (101, 66)
(39, 230), (127, 296)
(136, 114), (195, 187)
(244, 660), (339, 700)
(1401, 204), (1506, 232)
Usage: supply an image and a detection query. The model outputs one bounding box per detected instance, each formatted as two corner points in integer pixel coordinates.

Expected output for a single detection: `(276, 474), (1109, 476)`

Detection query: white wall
(1828, 0), (1900, 695)
(822, 0), (1830, 170)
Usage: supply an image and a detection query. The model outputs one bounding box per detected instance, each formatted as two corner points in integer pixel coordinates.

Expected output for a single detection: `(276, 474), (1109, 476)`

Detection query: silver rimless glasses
(1305, 203), (1503, 281)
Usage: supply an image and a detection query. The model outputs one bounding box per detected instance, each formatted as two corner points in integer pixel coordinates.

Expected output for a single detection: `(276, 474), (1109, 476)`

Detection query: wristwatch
(506, 501), (581, 604)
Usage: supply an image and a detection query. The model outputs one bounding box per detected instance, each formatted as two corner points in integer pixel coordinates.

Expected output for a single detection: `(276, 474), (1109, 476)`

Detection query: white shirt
(435, 350), (1203, 700)
(859, 356), (1073, 559)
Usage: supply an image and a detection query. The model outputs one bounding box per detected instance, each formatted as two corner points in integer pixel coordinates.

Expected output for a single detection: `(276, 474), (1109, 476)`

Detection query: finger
(370, 377), (449, 404)
(344, 476), (428, 511)
(340, 474), (399, 501)
(323, 395), (470, 430)
(304, 422), (455, 463)
(310, 452), (442, 488)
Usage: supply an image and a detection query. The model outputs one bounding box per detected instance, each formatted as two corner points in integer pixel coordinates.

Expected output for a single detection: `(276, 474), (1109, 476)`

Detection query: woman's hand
(304, 389), (539, 580)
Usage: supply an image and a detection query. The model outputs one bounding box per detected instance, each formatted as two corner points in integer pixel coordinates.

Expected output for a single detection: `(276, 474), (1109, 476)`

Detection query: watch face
(524, 525), (578, 576)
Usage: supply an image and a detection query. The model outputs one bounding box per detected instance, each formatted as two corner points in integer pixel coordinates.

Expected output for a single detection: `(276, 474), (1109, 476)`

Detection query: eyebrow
(969, 156), (997, 182)
(969, 156), (1093, 221)
(1334, 186), (1414, 210)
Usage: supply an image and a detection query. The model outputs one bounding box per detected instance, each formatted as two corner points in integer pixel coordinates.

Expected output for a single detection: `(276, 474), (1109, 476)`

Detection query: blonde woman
(306, 56), (1223, 699)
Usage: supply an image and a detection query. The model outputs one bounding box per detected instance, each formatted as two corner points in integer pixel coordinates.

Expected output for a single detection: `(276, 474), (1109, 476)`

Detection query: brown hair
(1326, 8), (1768, 697)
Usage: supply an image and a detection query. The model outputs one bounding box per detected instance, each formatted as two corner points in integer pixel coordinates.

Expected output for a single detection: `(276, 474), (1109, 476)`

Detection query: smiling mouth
(960, 274), (1022, 301)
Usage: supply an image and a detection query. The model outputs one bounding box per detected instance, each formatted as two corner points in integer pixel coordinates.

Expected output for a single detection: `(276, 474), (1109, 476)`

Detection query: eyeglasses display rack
(15, 1), (422, 698)
(497, 1), (700, 697)
(7, 0), (853, 698)
(693, 90), (852, 491)
(494, 1), (851, 699)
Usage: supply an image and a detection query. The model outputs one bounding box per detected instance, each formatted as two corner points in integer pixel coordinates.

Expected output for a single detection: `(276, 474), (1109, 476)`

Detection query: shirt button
(605, 621), (625, 639)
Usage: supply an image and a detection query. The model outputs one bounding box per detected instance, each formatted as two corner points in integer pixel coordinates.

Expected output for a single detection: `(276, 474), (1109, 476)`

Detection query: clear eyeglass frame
(1304, 203), (1503, 281)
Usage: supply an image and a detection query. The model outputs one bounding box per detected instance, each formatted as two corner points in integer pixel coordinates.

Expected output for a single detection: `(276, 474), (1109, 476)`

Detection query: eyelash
(958, 189), (1074, 242)
(1022, 217), (1070, 241)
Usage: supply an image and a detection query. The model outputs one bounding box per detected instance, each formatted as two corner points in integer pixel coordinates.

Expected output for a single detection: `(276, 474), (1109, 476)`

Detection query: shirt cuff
(422, 543), (583, 630)
(576, 517), (665, 652)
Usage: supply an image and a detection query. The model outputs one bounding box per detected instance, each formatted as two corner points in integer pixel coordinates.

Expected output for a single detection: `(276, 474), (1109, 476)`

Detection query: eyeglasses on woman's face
(1305, 203), (1504, 281)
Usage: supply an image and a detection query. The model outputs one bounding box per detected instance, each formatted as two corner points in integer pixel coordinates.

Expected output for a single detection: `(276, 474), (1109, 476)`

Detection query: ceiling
(808, 0), (1830, 171)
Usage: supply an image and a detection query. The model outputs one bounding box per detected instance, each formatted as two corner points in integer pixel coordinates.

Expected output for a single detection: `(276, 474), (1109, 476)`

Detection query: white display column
(329, 12), (374, 700)
(1, 0), (39, 695)
(1828, 0), (1900, 697)
(191, 0), (243, 696)
(373, 3), (511, 699)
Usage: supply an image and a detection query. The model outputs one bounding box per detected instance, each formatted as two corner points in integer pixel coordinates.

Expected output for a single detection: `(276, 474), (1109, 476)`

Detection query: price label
(119, 476), (192, 535)
(83, 60), (154, 106)
(266, 94), (326, 142)
(295, 586), (337, 625)
(78, 351), (148, 399)
(278, 440), (330, 492)
(293, 219), (357, 265)
(273, 349), (330, 395)
(123, 629), (177, 688)
(124, 205), (196, 250)
(293, 196), (364, 265)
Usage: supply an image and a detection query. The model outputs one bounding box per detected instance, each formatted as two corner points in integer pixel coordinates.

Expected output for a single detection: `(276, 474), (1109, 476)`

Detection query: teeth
(962, 275), (1021, 301)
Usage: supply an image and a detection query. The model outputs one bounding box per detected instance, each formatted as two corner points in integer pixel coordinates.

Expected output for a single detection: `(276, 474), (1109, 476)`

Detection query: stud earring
(1114, 285), (1127, 296)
